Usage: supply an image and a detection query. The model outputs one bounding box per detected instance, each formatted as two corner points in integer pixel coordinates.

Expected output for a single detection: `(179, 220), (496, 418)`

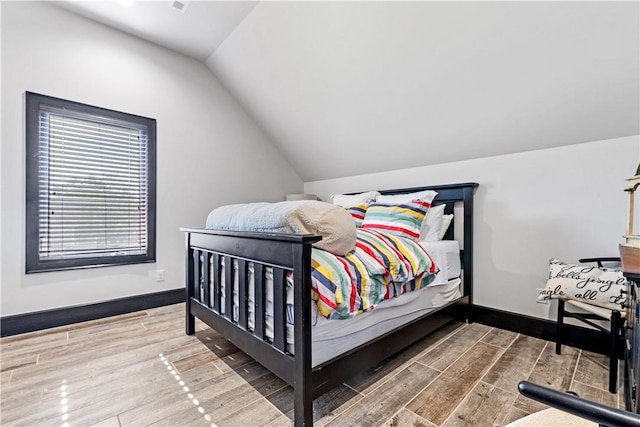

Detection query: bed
(181, 182), (478, 426)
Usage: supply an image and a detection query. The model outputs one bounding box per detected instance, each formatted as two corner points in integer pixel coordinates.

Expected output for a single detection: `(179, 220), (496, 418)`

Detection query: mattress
(311, 277), (462, 366)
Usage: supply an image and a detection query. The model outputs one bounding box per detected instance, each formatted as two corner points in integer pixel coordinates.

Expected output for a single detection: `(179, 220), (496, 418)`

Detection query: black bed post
(292, 241), (314, 427)
(185, 232), (195, 335)
(462, 184), (477, 322)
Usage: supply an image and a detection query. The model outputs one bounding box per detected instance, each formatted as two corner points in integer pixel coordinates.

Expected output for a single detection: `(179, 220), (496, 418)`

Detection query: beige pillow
(287, 202), (356, 255)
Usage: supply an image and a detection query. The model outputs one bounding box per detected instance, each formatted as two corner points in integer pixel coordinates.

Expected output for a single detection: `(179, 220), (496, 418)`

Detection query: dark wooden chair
(555, 257), (625, 394)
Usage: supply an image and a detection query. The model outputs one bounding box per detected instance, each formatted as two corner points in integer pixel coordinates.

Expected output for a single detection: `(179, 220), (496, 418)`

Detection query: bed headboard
(354, 182), (479, 301)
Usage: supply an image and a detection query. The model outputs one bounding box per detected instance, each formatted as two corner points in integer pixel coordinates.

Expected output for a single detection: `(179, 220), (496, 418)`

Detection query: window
(25, 92), (156, 273)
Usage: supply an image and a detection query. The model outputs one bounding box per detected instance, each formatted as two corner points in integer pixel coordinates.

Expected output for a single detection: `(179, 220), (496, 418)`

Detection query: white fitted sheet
(310, 278), (462, 366)
(419, 240), (461, 284)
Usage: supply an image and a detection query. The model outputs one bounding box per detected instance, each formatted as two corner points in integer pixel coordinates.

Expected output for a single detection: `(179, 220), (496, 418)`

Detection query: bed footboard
(182, 228), (321, 427)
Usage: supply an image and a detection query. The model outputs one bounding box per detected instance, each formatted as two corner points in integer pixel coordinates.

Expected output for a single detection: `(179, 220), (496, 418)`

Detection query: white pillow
(331, 191), (380, 207)
(439, 214), (453, 240)
(539, 259), (627, 311)
(420, 204), (445, 241)
(376, 190), (438, 204)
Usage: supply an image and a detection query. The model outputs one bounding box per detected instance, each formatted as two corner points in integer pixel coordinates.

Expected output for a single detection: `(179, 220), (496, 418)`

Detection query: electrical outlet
(156, 269), (165, 282)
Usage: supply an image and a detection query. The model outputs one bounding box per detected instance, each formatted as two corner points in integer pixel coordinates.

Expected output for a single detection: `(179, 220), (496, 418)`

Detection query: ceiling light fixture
(170, 0), (191, 13)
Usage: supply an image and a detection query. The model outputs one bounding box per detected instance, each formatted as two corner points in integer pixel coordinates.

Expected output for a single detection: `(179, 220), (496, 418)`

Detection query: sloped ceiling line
(55, 1), (640, 181)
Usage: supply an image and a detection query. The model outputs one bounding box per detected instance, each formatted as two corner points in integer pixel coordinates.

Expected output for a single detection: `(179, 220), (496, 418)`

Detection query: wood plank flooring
(0, 303), (623, 426)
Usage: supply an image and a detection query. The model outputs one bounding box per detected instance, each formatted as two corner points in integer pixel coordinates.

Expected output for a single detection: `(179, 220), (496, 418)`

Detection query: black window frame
(25, 92), (156, 273)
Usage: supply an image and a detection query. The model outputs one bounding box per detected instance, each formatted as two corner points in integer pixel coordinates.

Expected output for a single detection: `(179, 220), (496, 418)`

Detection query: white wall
(0, 2), (303, 316)
(305, 136), (640, 320)
(207, 1), (639, 182)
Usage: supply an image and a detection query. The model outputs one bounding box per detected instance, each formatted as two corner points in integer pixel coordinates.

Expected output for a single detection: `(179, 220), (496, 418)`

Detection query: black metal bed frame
(182, 182), (478, 426)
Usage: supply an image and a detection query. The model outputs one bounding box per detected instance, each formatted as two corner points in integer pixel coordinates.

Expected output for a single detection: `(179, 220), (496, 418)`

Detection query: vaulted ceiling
(55, 1), (639, 182)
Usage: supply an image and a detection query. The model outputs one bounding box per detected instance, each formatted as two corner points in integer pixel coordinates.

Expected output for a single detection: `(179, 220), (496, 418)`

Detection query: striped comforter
(311, 229), (438, 319)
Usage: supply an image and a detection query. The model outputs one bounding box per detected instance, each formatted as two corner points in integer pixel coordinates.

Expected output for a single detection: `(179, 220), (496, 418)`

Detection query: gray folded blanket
(205, 200), (356, 255)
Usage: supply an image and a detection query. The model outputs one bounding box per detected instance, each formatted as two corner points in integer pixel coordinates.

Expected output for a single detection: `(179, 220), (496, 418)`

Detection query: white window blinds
(38, 109), (149, 260)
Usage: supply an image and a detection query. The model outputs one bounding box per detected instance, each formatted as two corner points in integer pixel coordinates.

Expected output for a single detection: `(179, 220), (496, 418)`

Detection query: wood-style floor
(0, 303), (622, 427)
